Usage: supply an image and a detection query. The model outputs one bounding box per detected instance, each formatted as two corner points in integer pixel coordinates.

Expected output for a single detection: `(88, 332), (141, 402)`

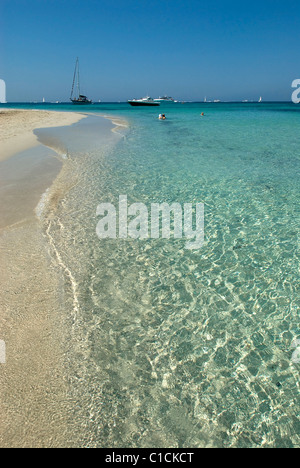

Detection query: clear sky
(0, 0), (299, 102)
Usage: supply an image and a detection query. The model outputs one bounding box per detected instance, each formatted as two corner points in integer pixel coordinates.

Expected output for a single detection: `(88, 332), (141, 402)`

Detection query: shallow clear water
(11, 102), (300, 447)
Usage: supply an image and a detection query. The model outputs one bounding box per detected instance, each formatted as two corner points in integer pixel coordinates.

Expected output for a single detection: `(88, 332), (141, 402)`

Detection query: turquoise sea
(2, 102), (299, 447)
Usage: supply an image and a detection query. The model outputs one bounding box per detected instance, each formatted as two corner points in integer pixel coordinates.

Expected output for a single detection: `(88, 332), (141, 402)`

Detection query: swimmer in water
(159, 114), (166, 120)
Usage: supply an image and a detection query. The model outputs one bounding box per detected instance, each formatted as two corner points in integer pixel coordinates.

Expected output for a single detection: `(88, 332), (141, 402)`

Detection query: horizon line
(0, 100), (295, 104)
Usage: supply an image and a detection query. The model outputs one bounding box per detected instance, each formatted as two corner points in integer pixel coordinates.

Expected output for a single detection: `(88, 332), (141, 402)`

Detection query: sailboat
(70, 58), (92, 105)
(259, 96), (262, 103)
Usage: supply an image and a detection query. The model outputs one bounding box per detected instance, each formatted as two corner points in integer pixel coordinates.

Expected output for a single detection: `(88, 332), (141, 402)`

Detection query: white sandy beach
(0, 109), (86, 447)
(0, 109), (85, 161)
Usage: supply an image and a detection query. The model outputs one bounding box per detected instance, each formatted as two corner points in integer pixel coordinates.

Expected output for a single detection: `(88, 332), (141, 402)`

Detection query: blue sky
(0, 0), (299, 102)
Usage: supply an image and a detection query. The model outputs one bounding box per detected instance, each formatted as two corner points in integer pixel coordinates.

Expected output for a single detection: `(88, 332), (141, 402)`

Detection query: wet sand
(0, 109), (85, 161)
(0, 109), (86, 447)
(0, 146), (63, 229)
(0, 221), (76, 447)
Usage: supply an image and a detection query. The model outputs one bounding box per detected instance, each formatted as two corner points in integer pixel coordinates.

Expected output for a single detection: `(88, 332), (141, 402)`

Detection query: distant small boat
(154, 96), (176, 102)
(259, 96), (262, 103)
(128, 96), (160, 107)
(70, 58), (92, 105)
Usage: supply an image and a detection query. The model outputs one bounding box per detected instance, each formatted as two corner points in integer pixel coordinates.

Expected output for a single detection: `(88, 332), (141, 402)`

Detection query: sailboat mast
(77, 58), (80, 97)
(71, 58), (77, 100)
(71, 57), (80, 100)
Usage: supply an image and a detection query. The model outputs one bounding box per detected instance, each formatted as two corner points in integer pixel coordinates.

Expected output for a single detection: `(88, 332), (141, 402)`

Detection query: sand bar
(0, 109), (85, 161)
(0, 109), (86, 229)
(0, 109), (88, 447)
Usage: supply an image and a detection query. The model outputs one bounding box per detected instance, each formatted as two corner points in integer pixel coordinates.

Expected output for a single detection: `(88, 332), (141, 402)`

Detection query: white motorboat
(128, 96), (160, 106)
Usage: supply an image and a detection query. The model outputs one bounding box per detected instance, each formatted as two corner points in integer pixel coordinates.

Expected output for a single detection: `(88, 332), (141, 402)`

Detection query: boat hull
(128, 101), (160, 107)
(71, 99), (93, 105)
